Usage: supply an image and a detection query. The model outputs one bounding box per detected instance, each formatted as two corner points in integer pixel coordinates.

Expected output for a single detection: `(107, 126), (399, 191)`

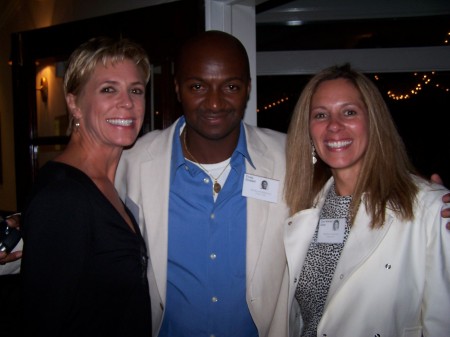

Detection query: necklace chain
(182, 130), (230, 194)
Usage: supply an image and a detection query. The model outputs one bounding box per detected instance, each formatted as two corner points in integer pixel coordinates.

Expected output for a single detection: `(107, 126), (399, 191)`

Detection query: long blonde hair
(285, 64), (418, 228)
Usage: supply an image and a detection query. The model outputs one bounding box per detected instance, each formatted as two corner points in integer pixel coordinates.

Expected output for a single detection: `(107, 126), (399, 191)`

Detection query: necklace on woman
(182, 130), (230, 194)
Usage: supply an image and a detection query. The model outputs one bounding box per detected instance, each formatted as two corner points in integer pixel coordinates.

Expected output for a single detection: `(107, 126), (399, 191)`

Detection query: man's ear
(174, 79), (181, 102)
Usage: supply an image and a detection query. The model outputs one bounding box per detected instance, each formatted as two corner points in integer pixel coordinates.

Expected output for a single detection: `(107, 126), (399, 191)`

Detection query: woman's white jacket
(283, 177), (450, 337)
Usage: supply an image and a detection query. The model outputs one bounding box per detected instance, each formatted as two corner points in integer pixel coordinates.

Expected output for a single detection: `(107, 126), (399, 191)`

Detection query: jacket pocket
(402, 326), (422, 337)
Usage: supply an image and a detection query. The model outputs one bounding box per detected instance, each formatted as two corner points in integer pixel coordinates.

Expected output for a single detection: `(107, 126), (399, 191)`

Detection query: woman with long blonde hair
(282, 64), (450, 336)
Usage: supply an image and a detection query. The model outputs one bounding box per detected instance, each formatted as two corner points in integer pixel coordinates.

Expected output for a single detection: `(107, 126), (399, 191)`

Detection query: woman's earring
(74, 118), (80, 132)
(312, 144), (317, 165)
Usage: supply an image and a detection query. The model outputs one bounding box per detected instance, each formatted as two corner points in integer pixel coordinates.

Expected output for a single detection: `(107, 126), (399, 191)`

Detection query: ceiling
(255, 0), (450, 23)
(254, 0), (450, 51)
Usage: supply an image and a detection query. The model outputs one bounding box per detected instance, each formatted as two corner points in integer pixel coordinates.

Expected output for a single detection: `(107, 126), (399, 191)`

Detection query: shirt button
(210, 335), (216, 337)
(340, 274), (344, 279)
(210, 253), (217, 260)
(204, 177), (210, 184)
(210, 213), (215, 219)
(211, 296), (218, 303)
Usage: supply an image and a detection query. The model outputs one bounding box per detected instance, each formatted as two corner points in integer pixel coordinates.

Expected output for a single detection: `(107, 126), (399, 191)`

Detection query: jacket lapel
(285, 209), (320, 281)
(325, 202), (393, 304)
(244, 125), (275, 283)
(140, 122), (177, 304)
(285, 180), (331, 286)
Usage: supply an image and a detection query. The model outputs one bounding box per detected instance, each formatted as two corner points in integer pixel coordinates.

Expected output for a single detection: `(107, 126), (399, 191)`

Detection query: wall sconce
(37, 76), (48, 103)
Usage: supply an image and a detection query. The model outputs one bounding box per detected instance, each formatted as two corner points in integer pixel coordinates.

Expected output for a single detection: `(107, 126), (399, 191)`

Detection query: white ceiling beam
(257, 46), (450, 75)
(205, 0), (258, 125)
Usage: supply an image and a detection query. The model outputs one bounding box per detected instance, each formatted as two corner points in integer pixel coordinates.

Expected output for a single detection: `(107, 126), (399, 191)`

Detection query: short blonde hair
(64, 36), (150, 96)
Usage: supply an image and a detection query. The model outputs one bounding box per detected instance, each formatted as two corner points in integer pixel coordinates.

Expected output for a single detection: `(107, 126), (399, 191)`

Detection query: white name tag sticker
(317, 218), (346, 243)
(242, 173), (279, 203)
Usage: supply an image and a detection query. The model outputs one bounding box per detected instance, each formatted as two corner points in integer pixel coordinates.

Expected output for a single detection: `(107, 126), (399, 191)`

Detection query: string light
(257, 96), (289, 113)
(260, 31), (450, 107)
(379, 71), (450, 100)
(384, 31), (450, 100)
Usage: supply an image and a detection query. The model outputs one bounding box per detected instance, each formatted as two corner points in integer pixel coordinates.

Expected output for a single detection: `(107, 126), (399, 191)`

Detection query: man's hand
(431, 174), (450, 230)
(0, 213), (22, 265)
(442, 194), (450, 231)
(0, 250), (22, 264)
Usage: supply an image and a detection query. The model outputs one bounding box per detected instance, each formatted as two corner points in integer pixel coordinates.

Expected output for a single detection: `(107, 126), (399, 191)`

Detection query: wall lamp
(37, 76), (48, 103)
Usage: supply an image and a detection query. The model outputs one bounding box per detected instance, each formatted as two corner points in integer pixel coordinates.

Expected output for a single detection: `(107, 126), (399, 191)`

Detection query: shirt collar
(172, 117), (187, 168)
(170, 116), (255, 176)
(233, 122), (255, 169)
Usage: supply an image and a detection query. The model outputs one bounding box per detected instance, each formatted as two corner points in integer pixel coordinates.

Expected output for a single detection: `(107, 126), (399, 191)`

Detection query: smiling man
(115, 30), (289, 337)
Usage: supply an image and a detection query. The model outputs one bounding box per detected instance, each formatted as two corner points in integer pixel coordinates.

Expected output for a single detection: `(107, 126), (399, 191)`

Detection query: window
(256, 11), (450, 185)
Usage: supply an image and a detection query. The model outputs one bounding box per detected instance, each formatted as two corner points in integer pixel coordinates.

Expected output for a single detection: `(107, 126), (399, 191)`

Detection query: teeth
(106, 119), (133, 126)
(326, 140), (352, 148)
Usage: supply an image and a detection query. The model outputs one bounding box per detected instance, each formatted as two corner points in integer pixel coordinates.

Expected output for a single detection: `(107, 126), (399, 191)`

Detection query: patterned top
(295, 185), (352, 337)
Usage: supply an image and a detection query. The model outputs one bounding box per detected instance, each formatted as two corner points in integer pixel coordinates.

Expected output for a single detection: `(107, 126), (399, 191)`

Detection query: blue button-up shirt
(159, 117), (258, 337)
